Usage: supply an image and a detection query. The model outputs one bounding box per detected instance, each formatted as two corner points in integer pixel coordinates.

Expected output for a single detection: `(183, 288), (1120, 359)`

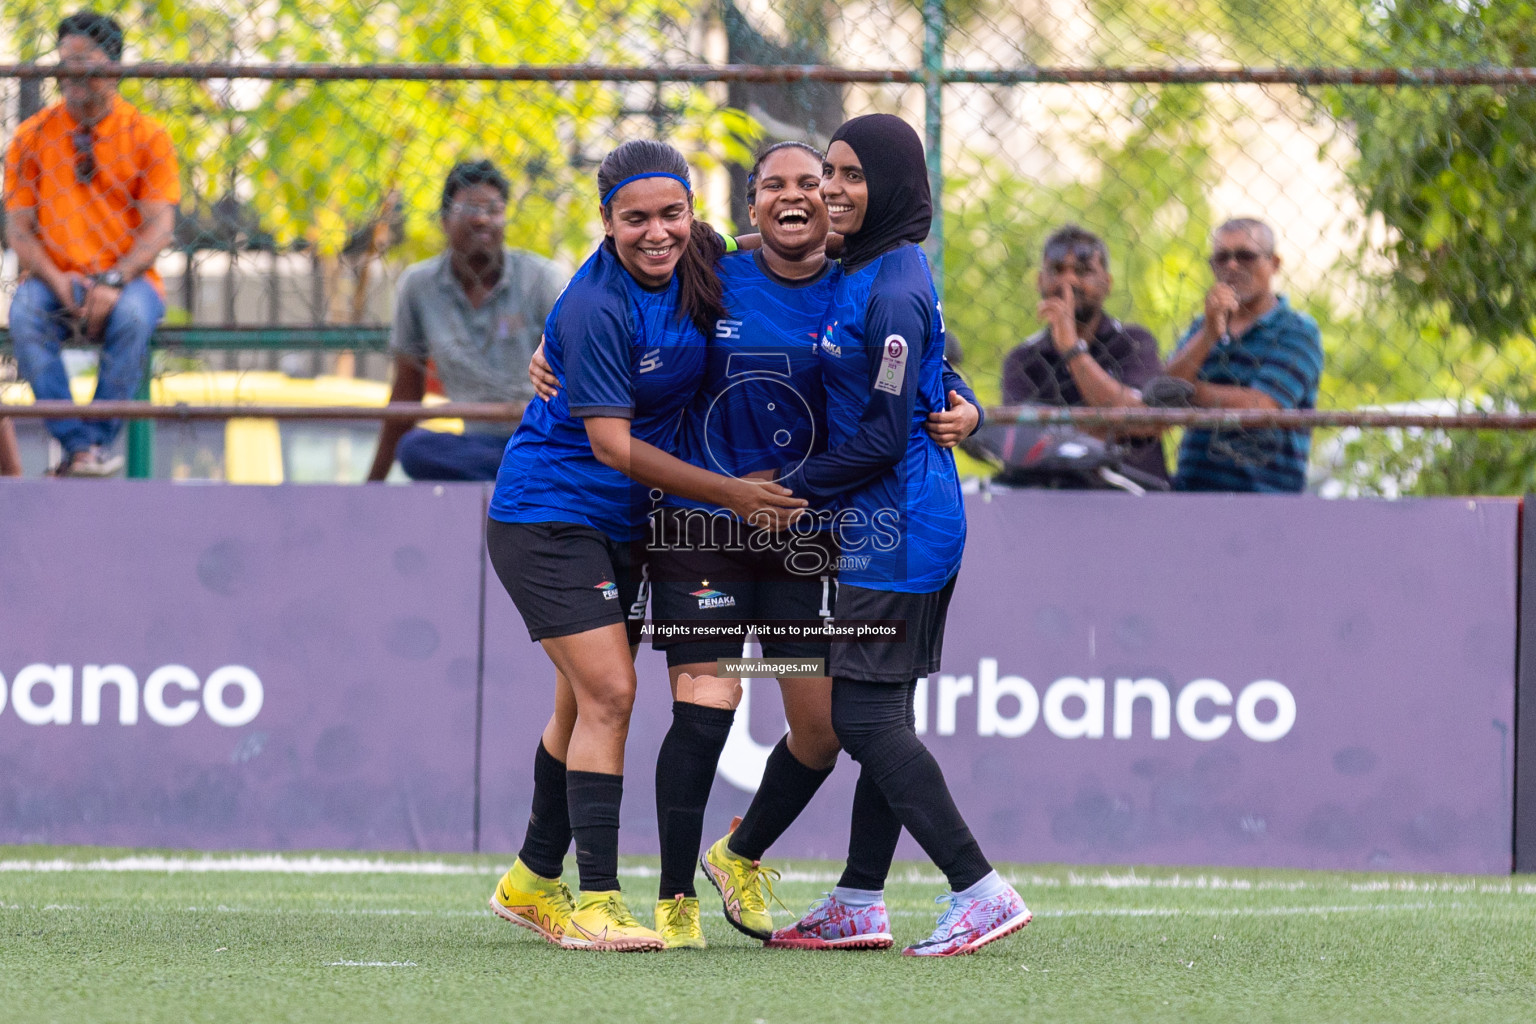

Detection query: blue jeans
(8, 275), (163, 455)
(396, 428), (510, 481)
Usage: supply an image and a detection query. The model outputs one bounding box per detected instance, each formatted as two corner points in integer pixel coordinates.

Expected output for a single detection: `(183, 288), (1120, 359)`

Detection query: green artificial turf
(2, 847), (1533, 1024)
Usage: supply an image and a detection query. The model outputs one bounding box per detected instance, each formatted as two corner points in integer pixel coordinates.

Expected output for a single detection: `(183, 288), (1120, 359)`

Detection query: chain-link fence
(3, 0), (1534, 492)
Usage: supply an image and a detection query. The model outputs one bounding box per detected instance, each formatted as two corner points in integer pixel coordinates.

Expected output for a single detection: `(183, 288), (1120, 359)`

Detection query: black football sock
(567, 770), (624, 893)
(655, 701), (735, 898)
(728, 735), (836, 862)
(838, 768), (902, 891)
(838, 684), (913, 891)
(831, 678), (992, 893)
(517, 741), (571, 880)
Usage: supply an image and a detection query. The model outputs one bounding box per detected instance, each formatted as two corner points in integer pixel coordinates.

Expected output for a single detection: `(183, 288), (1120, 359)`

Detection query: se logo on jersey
(639, 348), (664, 374)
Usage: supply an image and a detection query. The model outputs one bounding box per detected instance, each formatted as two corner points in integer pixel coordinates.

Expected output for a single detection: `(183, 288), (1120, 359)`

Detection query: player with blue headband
(484, 139), (805, 952)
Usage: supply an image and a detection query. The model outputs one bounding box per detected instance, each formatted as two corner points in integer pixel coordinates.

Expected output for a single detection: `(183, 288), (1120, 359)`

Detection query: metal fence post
(923, 0), (945, 301)
(126, 369), (153, 479)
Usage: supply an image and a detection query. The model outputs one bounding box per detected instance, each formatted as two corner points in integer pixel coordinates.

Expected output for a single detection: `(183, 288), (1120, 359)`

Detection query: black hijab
(828, 114), (933, 271)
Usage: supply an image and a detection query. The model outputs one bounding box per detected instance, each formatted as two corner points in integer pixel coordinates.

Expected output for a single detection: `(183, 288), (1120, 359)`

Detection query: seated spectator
(1164, 218), (1324, 493)
(3, 10), (178, 477)
(1000, 225), (1167, 483)
(367, 160), (564, 482)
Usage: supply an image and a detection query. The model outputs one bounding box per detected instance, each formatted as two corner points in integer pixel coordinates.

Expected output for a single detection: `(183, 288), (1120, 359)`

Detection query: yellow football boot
(700, 833), (780, 940)
(561, 890), (665, 952)
(488, 858), (574, 944)
(654, 894), (707, 949)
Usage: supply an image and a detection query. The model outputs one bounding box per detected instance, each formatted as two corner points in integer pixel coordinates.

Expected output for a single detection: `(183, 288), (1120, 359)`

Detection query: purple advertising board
(1, 483), (1519, 874)
(480, 490), (1519, 875)
(0, 480), (486, 851)
(908, 491), (1516, 875)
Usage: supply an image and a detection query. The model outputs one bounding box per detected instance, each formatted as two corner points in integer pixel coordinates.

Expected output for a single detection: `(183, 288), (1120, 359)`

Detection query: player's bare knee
(675, 673), (743, 710)
(580, 681), (636, 725)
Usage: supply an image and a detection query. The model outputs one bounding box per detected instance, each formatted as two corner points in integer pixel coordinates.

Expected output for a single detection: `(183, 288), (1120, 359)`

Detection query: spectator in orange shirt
(3, 11), (179, 476)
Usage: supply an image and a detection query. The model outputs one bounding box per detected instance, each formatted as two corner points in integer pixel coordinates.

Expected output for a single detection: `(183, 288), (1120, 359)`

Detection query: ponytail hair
(680, 220), (728, 336)
(597, 140), (727, 337)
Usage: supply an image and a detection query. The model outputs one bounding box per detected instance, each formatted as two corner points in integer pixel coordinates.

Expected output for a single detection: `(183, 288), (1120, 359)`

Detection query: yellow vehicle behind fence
(1, 372), (460, 483)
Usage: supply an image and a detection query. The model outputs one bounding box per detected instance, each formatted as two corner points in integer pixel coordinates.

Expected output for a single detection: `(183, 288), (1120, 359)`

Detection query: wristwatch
(91, 269), (126, 289)
(1061, 339), (1090, 363)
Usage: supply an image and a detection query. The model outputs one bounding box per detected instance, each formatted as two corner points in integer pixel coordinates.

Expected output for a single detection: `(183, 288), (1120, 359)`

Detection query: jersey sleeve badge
(874, 335), (909, 395)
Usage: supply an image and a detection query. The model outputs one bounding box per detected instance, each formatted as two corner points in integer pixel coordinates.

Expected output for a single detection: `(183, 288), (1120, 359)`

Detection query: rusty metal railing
(3, 401), (1531, 431)
(4, 63), (1535, 86)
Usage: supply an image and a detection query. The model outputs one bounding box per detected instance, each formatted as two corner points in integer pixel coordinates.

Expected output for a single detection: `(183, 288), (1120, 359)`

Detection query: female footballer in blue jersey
(484, 140), (806, 952)
(652, 143), (980, 949)
(761, 115), (1032, 957)
(642, 142), (846, 949)
(528, 141), (985, 949)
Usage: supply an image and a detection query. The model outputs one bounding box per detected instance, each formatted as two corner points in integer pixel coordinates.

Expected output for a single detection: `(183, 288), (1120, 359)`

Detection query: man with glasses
(3, 10), (178, 476)
(1163, 218), (1324, 492)
(1001, 224), (1168, 484)
(367, 161), (564, 482)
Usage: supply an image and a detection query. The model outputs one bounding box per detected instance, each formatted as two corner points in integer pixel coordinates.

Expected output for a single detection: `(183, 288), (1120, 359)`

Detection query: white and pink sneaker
(903, 881), (1031, 957)
(764, 893), (894, 950)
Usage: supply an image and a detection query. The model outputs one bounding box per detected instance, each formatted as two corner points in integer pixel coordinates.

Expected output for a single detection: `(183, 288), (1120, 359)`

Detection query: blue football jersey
(668, 251), (833, 515)
(489, 244), (708, 541)
(781, 244), (965, 592)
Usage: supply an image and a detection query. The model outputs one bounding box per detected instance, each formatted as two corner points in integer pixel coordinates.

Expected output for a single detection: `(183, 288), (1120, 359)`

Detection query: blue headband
(601, 172), (692, 206)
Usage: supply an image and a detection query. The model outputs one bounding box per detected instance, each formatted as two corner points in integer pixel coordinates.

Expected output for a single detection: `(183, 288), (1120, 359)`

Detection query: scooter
(962, 414), (1170, 494)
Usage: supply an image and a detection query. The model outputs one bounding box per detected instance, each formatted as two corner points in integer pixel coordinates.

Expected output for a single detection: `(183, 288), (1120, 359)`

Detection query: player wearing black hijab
(759, 114), (1032, 957)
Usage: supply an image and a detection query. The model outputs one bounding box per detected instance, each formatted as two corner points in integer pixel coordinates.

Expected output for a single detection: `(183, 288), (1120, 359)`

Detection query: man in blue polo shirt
(1164, 218), (1323, 492)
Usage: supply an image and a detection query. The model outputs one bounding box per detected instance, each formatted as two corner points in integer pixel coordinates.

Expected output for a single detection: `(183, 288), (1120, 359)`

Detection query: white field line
(0, 857), (876, 882)
(0, 856), (489, 875)
(6, 901), (1505, 921)
(1, 855), (1531, 897)
(1, 904), (496, 916)
(326, 960), (417, 967)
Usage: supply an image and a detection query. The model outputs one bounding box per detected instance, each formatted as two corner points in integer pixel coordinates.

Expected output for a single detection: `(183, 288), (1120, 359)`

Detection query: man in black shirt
(1000, 225), (1168, 483)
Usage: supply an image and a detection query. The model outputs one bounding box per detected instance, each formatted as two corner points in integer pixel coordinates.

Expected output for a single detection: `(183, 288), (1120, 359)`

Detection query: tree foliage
(2, 0), (758, 263)
(1329, 0), (1536, 346)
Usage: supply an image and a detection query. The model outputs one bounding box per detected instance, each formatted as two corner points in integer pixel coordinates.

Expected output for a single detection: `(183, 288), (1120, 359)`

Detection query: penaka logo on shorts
(0, 663), (264, 728)
(691, 586), (736, 610)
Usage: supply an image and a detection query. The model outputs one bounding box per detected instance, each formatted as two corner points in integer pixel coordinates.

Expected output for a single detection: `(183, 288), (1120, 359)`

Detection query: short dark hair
(440, 160), (510, 215)
(1042, 224), (1109, 269)
(58, 10), (124, 62)
(745, 141), (823, 205)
